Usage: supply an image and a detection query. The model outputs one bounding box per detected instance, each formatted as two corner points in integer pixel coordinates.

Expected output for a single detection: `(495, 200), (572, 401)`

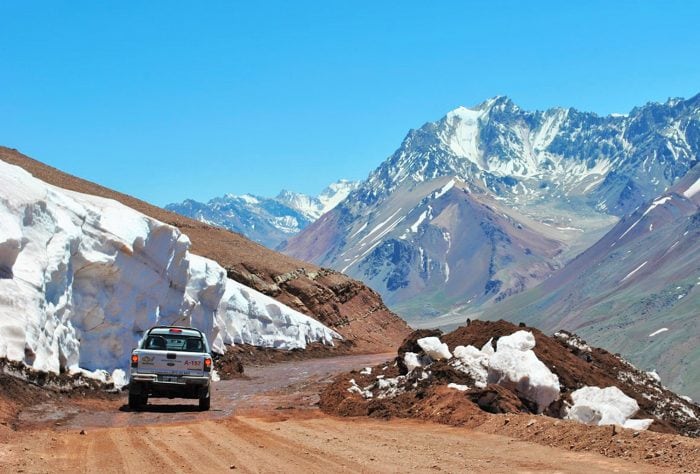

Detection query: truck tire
(129, 392), (143, 410)
(199, 386), (211, 411)
(128, 382), (147, 410)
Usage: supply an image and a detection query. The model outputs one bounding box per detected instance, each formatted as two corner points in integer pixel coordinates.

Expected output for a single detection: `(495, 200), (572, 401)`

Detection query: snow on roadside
(417, 337), (452, 360)
(355, 331), (560, 414)
(566, 386), (653, 430)
(0, 160), (340, 386)
(487, 331), (560, 413)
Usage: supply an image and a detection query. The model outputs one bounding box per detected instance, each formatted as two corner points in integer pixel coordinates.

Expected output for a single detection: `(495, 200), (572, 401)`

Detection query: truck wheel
(199, 386), (211, 411)
(129, 392), (143, 410)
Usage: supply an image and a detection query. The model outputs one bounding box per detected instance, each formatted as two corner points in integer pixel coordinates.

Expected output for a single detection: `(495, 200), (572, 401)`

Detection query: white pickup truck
(129, 326), (213, 411)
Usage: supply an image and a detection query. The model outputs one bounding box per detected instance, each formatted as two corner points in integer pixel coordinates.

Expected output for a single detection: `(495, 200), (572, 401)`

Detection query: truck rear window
(144, 335), (205, 352)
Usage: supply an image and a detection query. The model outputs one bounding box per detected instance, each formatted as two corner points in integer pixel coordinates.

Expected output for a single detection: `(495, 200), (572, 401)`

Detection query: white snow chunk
(566, 386), (653, 430)
(488, 331), (559, 413)
(347, 378), (373, 399)
(111, 369), (128, 390)
(417, 337), (452, 360)
(404, 352), (423, 372)
(360, 367), (372, 375)
(448, 383), (469, 392)
(623, 418), (654, 430)
(646, 370), (661, 382)
(452, 345), (489, 388)
(496, 330), (536, 352)
(480, 338), (495, 356)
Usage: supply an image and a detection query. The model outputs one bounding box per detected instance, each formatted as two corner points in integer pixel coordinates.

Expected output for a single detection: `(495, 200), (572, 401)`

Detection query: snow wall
(0, 160), (339, 379)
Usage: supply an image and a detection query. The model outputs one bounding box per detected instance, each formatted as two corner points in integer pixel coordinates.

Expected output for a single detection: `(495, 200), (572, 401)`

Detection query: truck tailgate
(135, 349), (208, 376)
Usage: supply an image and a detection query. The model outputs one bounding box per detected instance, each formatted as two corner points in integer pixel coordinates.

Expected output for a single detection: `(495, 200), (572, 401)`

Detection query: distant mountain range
(163, 94), (700, 398)
(478, 165), (700, 400)
(281, 94), (700, 321)
(166, 180), (359, 248)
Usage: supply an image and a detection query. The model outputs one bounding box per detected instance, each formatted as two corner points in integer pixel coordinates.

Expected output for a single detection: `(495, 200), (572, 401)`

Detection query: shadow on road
(118, 404), (202, 413)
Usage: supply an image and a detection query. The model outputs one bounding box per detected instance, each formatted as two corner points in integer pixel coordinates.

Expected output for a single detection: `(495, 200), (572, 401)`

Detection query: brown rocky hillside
(0, 146), (411, 353)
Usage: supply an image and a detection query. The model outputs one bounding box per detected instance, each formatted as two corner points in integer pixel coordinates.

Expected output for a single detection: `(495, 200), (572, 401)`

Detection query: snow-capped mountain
(166, 180), (359, 249)
(0, 160), (339, 386)
(282, 94), (700, 320)
(478, 164), (700, 400)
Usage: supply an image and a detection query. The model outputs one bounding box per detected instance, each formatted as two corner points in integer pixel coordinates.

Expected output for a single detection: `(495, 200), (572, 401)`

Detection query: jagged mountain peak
(284, 93), (700, 323)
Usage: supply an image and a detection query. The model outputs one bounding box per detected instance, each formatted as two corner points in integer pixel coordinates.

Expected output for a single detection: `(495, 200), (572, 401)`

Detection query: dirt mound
(320, 320), (700, 437)
(0, 360), (120, 432)
(0, 147), (412, 354)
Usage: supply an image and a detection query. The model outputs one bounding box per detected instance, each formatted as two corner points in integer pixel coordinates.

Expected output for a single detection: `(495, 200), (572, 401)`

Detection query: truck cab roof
(147, 326), (204, 339)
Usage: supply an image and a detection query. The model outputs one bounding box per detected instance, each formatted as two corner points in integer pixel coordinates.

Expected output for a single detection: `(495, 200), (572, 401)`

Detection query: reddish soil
(0, 146), (412, 354)
(320, 321), (700, 472)
(2, 353), (697, 473)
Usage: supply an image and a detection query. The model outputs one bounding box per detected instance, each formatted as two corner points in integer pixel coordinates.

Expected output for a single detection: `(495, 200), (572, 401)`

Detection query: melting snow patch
(566, 386), (653, 430)
(452, 344), (489, 388)
(417, 337), (452, 360)
(683, 177), (700, 198)
(620, 261), (647, 282)
(360, 367), (372, 375)
(404, 352), (427, 372)
(554, 331), (592, 352)
(448, 383), (469, 392)
(646, 370), (661, 382)
(433, 179), (456, 200)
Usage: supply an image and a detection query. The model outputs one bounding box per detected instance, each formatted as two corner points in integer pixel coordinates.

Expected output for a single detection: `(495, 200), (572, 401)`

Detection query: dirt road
(0, 354), (682, 473)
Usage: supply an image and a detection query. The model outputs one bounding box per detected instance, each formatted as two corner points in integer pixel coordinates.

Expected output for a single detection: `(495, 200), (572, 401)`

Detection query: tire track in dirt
(219, 417), (367, 472)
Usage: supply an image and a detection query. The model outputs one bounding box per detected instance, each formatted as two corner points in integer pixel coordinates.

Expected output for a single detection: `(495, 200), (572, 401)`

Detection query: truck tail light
(204, 357), (212, 372)
(131, 354), (139, 368)
(169, 328), (182, 333)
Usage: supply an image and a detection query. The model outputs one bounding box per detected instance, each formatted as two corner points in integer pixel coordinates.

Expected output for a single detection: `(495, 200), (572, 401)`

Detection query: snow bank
(417, 336), (452, 360)
(0, 160), (339, 383)
(566, 386), (653, 430)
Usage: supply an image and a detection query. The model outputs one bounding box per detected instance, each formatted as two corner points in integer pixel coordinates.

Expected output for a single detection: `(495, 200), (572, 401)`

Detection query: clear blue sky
(1, 1), (699, 206)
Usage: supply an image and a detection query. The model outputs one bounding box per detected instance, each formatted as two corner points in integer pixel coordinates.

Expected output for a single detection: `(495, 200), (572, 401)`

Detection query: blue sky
(1, 1), (699, 206)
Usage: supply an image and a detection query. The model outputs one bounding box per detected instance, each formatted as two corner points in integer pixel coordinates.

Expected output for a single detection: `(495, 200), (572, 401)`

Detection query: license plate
(161, 376), (178, 383)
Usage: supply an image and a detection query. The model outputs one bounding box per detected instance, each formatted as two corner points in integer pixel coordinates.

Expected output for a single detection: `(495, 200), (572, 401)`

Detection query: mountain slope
(0, 147), (411, 353)
(165, 180), (359, 249)
(477, 164), (700, 400)
(284, 95), (699, 318)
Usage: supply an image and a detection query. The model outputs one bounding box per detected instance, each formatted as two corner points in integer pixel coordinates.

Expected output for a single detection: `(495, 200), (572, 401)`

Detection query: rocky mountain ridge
(166, 180), (359, 248)
(282, 94), (700, 319)
(477, 164), (700, 400)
